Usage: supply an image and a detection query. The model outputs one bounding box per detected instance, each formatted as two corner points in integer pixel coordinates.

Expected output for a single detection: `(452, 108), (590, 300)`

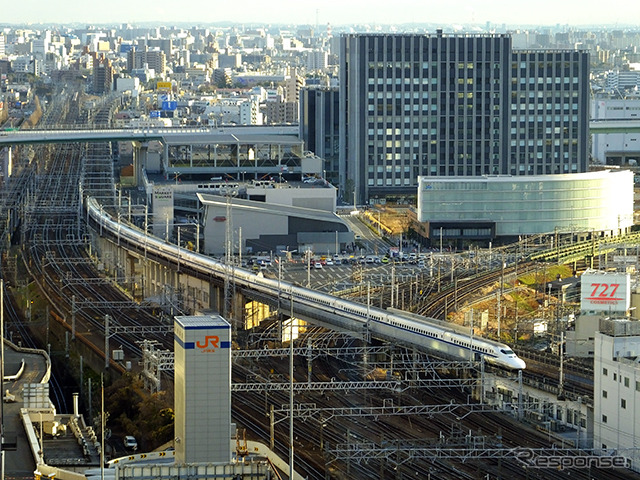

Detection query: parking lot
(255, 253), (441, 293)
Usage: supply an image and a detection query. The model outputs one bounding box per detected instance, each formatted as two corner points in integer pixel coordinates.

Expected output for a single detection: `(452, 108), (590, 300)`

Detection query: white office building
(594, 319), (640, 472)
(605, 70), (640, 91)
(591, 96), (640, 165)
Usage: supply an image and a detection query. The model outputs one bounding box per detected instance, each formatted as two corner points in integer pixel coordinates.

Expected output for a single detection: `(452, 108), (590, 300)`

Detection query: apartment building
(127, 46), (166, 75)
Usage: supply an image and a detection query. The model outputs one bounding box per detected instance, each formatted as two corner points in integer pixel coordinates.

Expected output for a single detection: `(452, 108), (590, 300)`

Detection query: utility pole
(1, 279), (5, 480)
(224, 193), (234, 324)
(177, 226), (181, 272)
(390, 265), (395, 308)
(498, 253), (505, 340)
(196, 220), (201, 253)
(289, 299), (295, 480)
(100, 374), (105, 480)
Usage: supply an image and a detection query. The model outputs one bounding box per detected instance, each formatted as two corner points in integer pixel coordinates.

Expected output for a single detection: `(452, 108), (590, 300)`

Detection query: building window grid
(349, 37), (585, 197)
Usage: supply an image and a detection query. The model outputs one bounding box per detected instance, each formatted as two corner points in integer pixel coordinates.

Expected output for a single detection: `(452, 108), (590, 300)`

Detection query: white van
(124, 435), (138, 450)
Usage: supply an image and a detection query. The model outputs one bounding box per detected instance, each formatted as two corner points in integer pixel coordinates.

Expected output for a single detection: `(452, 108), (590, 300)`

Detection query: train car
(376, 309), (526, 370)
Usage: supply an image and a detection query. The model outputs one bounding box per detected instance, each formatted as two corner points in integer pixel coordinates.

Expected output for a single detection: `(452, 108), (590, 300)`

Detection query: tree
(102, 373), (174, 451)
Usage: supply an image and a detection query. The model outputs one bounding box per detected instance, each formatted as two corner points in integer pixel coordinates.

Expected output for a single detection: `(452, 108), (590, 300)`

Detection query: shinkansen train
(86, 198), (526, 370)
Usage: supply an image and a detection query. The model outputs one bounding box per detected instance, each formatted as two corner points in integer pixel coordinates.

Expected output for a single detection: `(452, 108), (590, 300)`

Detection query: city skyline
(4, 0), (640, 28)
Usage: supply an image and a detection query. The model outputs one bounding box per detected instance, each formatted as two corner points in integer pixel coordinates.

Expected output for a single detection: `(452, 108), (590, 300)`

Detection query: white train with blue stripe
(86, 198), (526, 370)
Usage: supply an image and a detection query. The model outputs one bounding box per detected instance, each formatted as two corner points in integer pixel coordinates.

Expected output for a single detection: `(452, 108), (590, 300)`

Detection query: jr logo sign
(196, 335), (220, 352)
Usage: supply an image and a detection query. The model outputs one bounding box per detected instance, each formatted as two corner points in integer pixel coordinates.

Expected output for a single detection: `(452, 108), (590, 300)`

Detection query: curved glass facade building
(417, 170), (633, 238)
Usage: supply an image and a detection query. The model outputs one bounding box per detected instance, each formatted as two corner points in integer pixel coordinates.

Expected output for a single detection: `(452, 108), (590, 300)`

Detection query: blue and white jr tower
(174, 315), (232, 464)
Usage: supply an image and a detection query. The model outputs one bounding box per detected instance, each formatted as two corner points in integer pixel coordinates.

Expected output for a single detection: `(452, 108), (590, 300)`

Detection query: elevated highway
(0, 125), (304, 183)
(0, 125), (299, 146)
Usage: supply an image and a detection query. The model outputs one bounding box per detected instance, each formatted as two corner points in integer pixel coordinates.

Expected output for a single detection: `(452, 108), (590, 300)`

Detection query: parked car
(124, 435), (138, 450)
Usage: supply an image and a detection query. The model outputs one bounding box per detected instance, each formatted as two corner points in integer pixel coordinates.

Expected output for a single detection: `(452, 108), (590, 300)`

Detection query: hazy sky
(4, 0), (640, 27)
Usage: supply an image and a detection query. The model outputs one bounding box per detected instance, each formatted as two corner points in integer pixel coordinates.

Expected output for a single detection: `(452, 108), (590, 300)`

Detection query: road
(339, 211), (394, 256)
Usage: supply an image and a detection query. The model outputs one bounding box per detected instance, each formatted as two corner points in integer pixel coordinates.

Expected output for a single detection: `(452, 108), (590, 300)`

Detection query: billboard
(156, 81), (172, 90)
(580, 271), (630, 312)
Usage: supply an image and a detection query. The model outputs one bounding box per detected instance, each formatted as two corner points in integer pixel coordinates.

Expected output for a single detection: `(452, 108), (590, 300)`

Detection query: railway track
(415, 261), (538, 320)
(3, 91), (637, 479)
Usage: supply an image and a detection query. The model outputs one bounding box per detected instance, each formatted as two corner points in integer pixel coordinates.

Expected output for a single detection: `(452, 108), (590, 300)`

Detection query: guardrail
(3, 337), (52, 384)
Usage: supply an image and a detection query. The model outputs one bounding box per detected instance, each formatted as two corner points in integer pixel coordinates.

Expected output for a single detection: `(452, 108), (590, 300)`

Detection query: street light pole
(176, 226), (181, 272)
(144, 205), (148, 260)
(196, 221), (200, 253)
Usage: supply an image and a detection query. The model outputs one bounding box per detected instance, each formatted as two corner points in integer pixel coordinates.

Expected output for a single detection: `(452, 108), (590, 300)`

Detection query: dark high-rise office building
(92, 53), (113, 94)
(300, 87), (340, 184)
(509, 50), (589, 176)
(339, 32), (589, 204)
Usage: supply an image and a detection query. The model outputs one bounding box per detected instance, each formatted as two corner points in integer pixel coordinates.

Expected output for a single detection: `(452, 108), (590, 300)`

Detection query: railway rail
(3, 91), (638, 479)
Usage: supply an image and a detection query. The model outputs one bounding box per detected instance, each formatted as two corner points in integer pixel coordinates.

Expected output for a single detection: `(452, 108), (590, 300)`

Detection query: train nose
(514, 358), (526, 369)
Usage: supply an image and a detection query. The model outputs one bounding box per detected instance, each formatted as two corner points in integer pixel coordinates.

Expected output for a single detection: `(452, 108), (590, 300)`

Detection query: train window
(500, 349), (514, 355)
